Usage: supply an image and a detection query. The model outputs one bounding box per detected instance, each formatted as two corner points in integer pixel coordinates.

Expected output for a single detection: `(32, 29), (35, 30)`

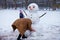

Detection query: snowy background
(0, 9), (60, 40)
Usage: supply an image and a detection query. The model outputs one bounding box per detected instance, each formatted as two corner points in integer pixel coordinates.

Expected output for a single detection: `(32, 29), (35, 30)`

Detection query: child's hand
(32, 29), (36, 32)
(30, 27), (36, 32)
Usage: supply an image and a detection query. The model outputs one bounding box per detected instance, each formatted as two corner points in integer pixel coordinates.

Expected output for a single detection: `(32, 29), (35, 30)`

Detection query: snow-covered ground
(0, 9), (60, 40)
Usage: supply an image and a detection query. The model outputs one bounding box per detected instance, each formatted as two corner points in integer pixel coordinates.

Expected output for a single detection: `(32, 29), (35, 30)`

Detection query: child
(17, 10), (27, 40)
(12, 18), (35, 40)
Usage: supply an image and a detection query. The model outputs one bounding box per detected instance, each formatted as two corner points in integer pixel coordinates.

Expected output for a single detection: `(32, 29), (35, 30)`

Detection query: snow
(0, 9), (19, 40)
(0, 9), (60, 40)
(0, 9), (19, 32)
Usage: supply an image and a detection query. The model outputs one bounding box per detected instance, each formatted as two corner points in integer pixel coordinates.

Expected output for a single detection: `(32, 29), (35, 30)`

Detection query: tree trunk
(25, 0), (28, 9)
(13, 0), (17, 9)
(4, 0), (7, 8)
(53, 0), (56, 10)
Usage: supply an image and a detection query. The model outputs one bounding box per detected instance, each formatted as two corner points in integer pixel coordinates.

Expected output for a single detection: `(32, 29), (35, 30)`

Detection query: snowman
(21, 3), (47, 37)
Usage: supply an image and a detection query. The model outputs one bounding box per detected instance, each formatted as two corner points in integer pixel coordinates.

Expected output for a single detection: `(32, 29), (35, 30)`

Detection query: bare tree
(13, 0), (17, 9)
(4, 0), (7, 8)
(25, 0), (28, 9)
(52, 0), (56, 10)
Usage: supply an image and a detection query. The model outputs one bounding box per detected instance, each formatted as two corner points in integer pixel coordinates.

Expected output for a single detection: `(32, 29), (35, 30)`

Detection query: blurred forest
(0, 0), (60, 10)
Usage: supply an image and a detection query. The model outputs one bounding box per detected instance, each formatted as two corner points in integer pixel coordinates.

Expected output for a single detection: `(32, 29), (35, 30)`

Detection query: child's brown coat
(12, 18), (33, 36)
